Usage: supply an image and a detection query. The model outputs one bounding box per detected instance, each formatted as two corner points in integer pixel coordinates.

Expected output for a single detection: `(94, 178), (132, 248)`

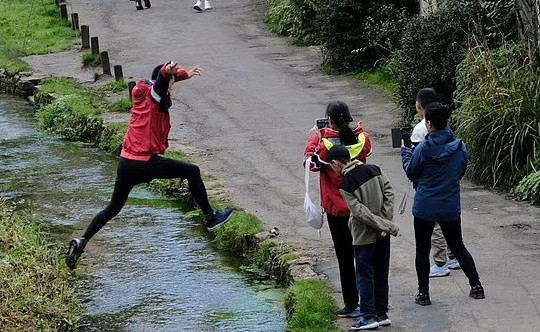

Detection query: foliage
(0, 0), (75, 72)
(266, 0), (294, 36)
(353, 63), (397, 95)
(0, 200), (81, 331)
(318, 0), (416, 72)
(514, 171), (540, 204)
(392, 0), (517, 122)
(214, 211), (263, 255)
(284, 279), (338, 332)
(452, 43), (540, 188)
(288, 0), (322, 45)
(82, 53), (101, 66)
(99, 79), (128, 93)
(110, 98), (132, 113)
(99, 123), (127, 155)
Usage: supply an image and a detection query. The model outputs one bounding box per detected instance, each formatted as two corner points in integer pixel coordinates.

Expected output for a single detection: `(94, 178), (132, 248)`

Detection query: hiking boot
(351, 316), (379, 330)
(415, 292), (431, 306)
(429, 264), (450, 277)
(136, 0), (143, 10)
(193, 0), (203, 11)
(470, 284), (485, 299)
(377, 314), (391, 327)
(336, 305), (361, 318)
(447, 257), (461, 270)
(66, 238), (87, 269)
(204, 0), (212, 10)
(144, 0), (151, 8)
(205, 208), (234, 231)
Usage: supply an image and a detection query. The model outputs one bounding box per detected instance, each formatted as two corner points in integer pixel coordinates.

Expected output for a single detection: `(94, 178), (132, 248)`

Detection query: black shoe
(415, 292), (431, 306)
(66, 238), (87, 269)
(336, 305), (361, 318)
(144, 0), (151, 8)
(205, 208), (234, 231)
(470, 284), (485, 299)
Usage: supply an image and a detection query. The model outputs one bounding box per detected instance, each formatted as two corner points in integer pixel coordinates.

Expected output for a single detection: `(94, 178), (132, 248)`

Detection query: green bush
(318, 0), (416, 73)
(452, 43), (540, 188)
(392, 0), (516, 122)
(514, 171), (540, 204)
(99, 123), (127, 155)
(266, 0), (294, 36)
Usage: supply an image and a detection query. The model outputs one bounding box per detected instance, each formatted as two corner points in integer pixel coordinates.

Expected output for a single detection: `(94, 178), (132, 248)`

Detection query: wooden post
(91, 37), (99, 55)
(101, 52), (111, 75)
(60, 3), (68, 20)
(71, 13), (79, 30)
(81, 25), (90, 49)
(128, 81), (136, 100)
(114, 65), (124, 81)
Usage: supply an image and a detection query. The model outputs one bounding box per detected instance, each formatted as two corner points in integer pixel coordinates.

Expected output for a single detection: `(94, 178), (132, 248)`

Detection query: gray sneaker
(447, 258), (461, 270)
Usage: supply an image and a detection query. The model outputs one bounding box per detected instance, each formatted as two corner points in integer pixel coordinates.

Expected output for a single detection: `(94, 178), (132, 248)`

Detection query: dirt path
(24, 0), (540, 330)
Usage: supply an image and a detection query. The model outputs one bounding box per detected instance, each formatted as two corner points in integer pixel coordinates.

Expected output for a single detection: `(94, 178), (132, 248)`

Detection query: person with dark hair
(304, 101), (372, 318)
(411, 88), (460, 277)
(66, 61), (234, 269)
(401, 102), (485, 306)
(135, 0), (151, 10)
(327, 145), (398, 330)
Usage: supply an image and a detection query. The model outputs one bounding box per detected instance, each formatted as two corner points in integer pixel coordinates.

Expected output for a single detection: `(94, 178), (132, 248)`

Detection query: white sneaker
(429, 264), (450, 277)
(193, 0), (203, 11)
(447, 258), (461, 270)
(204, 0), (212, 10)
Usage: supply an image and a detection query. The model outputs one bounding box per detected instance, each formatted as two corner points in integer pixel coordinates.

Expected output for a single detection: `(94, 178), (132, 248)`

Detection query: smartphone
(391, 127), (413, 148)
(316, 118), (329, 129)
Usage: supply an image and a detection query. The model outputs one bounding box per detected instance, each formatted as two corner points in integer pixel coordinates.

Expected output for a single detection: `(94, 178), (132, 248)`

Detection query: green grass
(82, 53), (101, 66)
(110, 98), (132, 113)
(214, 211), (263, 254)
(352, 68), (397, 95)
(0, 0), (76, 72)
(284, 280), (339, 332)
(99, 79), (128, 93)
(0, 200), (81, 331)
(37, 77), (103, 116)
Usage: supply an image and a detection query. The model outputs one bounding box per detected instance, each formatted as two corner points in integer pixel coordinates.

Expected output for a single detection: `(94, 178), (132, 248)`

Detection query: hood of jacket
(422, 126), (462, 164)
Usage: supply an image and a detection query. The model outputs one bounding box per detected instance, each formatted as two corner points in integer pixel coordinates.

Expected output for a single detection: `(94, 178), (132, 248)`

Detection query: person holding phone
(304, 101), (372, 318)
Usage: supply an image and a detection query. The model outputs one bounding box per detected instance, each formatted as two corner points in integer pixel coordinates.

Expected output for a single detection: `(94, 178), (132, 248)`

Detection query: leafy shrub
(82, 53), (101, 66)
(266, 0), (294, 36)
(392, 0), (516, 122)
(318, 0), (416, 73)
(288, 0), (322, 45)
(514, 171), (540, 204)
(99, 123), (127, 155)
(452, 43), (540, 188)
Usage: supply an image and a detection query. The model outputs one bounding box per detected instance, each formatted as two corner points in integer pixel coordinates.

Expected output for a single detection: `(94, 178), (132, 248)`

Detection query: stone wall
(0, 69), (47, 99)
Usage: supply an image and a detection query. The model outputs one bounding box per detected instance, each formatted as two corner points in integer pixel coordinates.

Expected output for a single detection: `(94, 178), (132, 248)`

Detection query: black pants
(82, 156), (212, 241)
(327, 214), (359, 308)
(414, 217), (481, 293)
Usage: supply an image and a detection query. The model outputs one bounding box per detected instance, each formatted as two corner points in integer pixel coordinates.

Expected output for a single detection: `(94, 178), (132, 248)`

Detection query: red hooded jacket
(120, 66), (189, 161)
(304, 122), (372, 217)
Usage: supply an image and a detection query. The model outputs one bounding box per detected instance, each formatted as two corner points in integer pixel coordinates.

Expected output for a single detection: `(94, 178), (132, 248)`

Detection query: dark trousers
(354, 236), (390, 320)
(414, 217), (481, 293)
(327, 214), (359, 308)
(82, 156), (213, 241)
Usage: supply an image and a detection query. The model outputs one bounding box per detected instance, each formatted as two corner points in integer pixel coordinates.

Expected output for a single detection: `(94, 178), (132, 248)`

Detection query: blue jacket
(401, 127), (468, 222)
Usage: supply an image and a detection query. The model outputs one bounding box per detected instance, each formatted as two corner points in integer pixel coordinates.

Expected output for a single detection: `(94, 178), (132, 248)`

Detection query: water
(0, 94), (286, 332)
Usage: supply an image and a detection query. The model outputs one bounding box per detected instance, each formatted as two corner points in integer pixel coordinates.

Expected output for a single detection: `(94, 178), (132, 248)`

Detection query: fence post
(128, 81), (136, 101)
(71, 13), (80, 30)
(91, 37), (100, 55)
(101, 52), (111, 75)
(59, 3), (68, 20)
(114, 65), (124, 81)
(81, 25), (90, 49)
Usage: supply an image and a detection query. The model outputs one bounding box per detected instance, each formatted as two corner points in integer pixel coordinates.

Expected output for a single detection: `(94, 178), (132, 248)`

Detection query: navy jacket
(401, 127), (468, 222)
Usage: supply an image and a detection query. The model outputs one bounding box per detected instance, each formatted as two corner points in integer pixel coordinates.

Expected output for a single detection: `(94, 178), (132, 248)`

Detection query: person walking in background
(304, 101), (372, 318)
(193, 0), (212, 11)
(135, 0), (151, 10)
(401, 102), (485, 306)
(412, 88), (460, 278)
(327, 145), (399, 330)
(66, 61), (234, 270)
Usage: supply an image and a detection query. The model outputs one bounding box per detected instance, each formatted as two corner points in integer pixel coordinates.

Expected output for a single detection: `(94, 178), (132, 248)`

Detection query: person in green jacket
(328, 145), (399, 330)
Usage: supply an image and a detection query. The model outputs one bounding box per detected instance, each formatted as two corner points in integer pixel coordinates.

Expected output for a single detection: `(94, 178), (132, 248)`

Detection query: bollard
(91, 37), (99, 55)
(71, 13), (80, 30)
(128, 81), (136, 101)
(81, 25), (90, 48)
(101, 52), (111, 75)
(60, 3), (68, 20)
(114, 65), (124, 81)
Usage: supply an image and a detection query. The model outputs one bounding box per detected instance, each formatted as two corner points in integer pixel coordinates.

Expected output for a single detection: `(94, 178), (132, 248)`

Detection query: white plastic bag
(304, 157), (324, 229)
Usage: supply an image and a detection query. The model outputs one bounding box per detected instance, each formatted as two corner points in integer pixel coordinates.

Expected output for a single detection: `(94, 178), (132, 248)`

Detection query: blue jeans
(354, 235), (390, 320)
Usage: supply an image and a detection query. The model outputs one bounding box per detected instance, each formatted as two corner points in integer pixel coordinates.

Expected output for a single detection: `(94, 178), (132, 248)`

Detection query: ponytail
(326, 101), (357, 145)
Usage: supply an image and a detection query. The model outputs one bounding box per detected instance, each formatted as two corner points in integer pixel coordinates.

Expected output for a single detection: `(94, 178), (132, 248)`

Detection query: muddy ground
(23, 0), (540, 330)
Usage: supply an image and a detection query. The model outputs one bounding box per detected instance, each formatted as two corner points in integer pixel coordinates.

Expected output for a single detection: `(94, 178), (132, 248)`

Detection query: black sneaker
(136, 0), (143, 10)
(66, 238), (87, 269)
(205, 208), (234, 231)
(143, 0), (151, 8)
(415, 292), (431, 306)
(470, 284), (485, 299)
(336, 305), (361, 318)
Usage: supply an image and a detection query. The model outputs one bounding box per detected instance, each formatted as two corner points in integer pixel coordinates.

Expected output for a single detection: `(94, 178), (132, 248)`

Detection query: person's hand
(165, 61), (180, 75)
(188, 65), (202, 78)
(310, 125), (321, 138)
